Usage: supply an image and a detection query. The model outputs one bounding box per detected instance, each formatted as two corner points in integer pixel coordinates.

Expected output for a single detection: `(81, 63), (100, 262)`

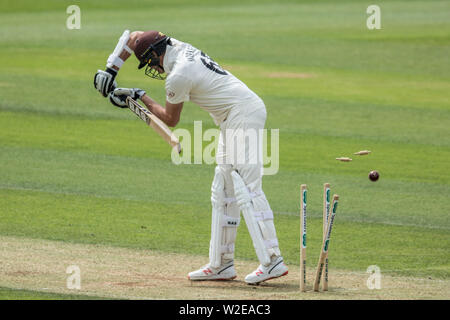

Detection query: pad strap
(264, 239), (279, 249)
(224, 190), (262, 205)
(254, 210), (273, 221)
(221, 244), (235, 253)
(224, 197), (236, 205)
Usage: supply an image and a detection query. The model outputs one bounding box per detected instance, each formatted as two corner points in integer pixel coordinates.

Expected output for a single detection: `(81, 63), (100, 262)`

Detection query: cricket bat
(126, 97), (182, 154)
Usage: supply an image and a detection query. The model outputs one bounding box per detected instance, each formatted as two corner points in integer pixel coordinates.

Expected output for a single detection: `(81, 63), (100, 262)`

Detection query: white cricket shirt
(163, 38), (261, 125)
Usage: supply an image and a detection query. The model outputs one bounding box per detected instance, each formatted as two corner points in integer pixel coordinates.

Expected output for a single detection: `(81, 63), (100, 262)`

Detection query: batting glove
(108, 92), (127, 109)
(113, 87), (146, 100)
(94, 68), (117, 97)
(108, 87), (146, 109)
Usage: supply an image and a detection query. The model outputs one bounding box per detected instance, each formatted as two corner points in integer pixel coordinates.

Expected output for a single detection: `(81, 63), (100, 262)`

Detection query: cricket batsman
(93, 30), (288, 284)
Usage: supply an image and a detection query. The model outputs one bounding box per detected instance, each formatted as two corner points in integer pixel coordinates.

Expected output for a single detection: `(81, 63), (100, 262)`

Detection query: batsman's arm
(110, 31), (144, 71)
(141, 94), (184, 127)
(94, 31), (143, 97)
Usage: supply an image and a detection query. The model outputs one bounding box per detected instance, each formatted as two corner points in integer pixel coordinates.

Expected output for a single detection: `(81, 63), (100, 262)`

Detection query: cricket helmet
(134, 30), (170, 80)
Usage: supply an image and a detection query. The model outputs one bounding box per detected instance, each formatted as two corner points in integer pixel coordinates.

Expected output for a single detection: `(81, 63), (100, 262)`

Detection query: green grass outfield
(0, 0), (449, 299)
(0, 287), (108, 300)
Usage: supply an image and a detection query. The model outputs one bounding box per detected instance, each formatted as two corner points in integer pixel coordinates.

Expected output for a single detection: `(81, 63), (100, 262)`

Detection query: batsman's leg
(231, 168), (288, 284)
(188, 165), (240, 281)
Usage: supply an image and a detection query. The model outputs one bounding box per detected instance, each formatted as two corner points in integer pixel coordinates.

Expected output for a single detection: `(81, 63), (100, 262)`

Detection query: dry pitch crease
(0, 235), (447, 300)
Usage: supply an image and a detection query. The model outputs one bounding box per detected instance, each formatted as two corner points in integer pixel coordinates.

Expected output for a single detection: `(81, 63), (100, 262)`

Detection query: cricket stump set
(300, 183), (339, 292)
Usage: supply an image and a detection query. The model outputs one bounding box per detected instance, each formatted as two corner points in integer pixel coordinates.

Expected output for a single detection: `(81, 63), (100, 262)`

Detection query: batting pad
(209, 166), (240, 268)
(231, 170), (274, 266)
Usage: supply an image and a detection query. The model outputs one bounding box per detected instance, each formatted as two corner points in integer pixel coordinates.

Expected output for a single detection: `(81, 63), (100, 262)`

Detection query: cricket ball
(369, 170), (379, 182)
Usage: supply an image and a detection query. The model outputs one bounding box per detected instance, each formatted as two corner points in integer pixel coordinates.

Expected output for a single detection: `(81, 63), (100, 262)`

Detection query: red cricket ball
(369, 170), (379, 182)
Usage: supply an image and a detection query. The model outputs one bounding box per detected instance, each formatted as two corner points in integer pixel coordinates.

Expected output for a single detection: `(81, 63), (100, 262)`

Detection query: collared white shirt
(163, 38), (261, 125)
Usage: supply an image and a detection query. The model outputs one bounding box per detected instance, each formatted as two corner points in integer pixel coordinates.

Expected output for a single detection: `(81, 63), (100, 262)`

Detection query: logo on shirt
(167, 91), (175, 98)
(200, 52), (227, 75)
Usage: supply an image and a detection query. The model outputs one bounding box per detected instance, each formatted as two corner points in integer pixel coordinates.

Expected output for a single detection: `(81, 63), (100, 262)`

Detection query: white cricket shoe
(244, 256), (288, 285)
(188, 261), (237, 281)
